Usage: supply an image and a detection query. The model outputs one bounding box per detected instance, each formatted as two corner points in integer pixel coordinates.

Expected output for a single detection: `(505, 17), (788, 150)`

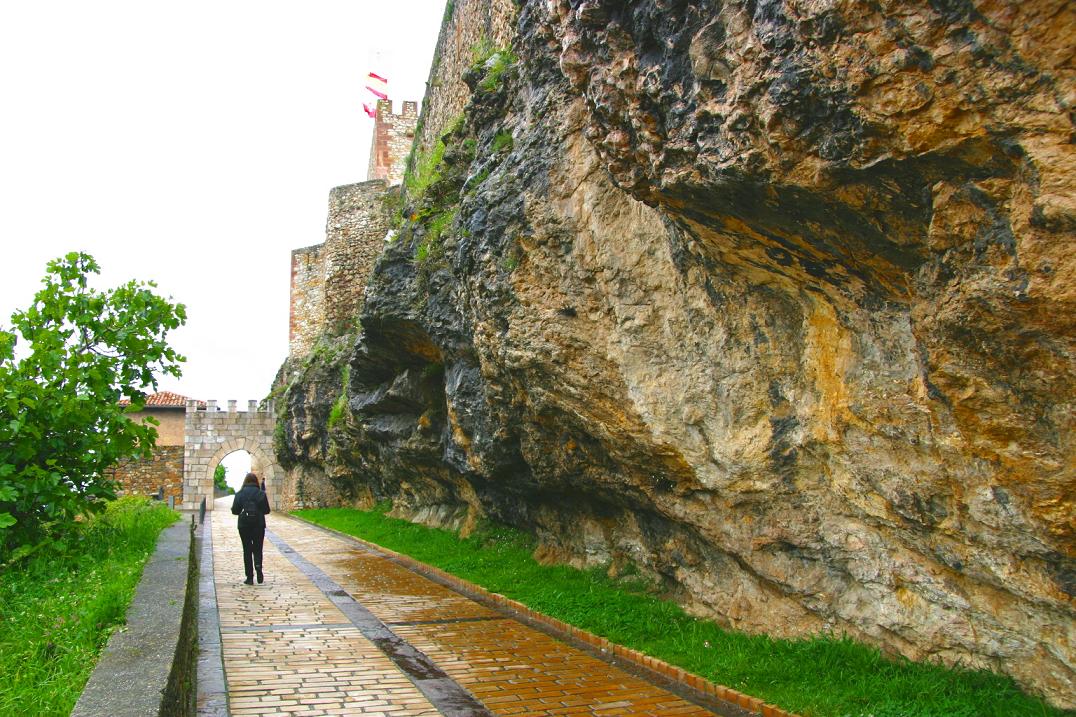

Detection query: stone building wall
(288, 182), (395, 360)
(124, 407), (186, 446)
(111, 445), (184, 502)
(366, 100), (419, 186)
(414, 0), (517, 157)
(323, 180), (392, 333)
(289, 244), (326, 358)
(286, 0), (516, 362)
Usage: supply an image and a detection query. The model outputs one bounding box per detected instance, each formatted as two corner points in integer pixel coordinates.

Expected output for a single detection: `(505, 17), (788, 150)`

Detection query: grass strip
(294, 505), (1071, 717)
(0, 496), (179, 716)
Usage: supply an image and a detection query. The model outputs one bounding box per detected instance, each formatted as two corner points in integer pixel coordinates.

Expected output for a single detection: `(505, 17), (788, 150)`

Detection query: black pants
(238, 525), (265, 578)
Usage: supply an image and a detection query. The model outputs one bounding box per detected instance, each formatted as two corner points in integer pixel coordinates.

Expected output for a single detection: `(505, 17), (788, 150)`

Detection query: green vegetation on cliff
(398, 38), (516, 273)
(0, 496), (177, 715)
(470, 40), (517, 94)
(294, 505), (1072, 717)
(327, 364), (351, 430)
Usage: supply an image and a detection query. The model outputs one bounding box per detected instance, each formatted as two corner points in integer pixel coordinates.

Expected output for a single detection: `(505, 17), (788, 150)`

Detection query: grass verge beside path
(0, 496), (178, 716)
(295, 505), (1071, 717)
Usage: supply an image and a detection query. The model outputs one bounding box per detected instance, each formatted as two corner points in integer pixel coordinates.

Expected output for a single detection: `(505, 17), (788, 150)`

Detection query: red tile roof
(119, 391), (205, 408)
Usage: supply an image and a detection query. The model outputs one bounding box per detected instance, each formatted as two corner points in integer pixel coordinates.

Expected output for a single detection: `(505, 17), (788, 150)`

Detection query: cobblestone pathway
(207, 500), (720, 716)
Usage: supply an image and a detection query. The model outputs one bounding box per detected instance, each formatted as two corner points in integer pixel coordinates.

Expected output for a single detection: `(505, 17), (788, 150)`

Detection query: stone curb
(195, 513), (228, 716)
(73, 516), (198, 717)
(287, 513), (801, 717)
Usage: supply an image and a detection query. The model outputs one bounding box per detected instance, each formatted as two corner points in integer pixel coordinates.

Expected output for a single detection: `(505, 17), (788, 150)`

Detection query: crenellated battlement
(184, 399), (275, 414)
(373, 98), (418, 119)
(368, 99), (419, 185)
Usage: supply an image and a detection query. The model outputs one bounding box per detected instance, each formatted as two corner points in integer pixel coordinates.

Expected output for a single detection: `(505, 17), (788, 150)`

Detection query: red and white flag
(363, 103), (376, 118)
(365, 71), (389, 100)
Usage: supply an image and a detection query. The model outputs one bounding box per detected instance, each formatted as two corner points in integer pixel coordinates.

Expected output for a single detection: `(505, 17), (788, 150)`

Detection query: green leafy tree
(0, 253), (186, 557)
(213, 464), (234, 495)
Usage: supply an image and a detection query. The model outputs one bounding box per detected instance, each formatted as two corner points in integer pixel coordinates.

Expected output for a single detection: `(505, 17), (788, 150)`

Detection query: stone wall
(289, 244), (326, 358)
(71, 521), (197, 717)
(112, 445), (184, 502)
(414, 0), (517, 156)
(323, 181), (392, 333)
(366, 99), (419, 186)
(278, 462), (363, 512)
(182, 401), (281, 511)
(288, 182), (393, 359)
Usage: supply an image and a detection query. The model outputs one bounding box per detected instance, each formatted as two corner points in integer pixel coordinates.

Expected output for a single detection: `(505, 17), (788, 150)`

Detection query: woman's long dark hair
(243, 472), (260, 487)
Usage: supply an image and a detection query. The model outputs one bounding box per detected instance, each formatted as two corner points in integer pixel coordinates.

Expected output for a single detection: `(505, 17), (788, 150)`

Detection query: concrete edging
(195, 510), (229, 716)
(287, 513), (802, 717)
(73, 516), (200, 717)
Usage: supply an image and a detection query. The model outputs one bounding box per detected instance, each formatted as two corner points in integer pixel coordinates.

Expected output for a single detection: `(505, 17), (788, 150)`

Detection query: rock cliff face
(276, 0), (1075, 705)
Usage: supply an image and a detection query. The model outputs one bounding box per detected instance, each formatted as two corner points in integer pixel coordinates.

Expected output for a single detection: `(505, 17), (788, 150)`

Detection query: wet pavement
(205, 499), (721, 716)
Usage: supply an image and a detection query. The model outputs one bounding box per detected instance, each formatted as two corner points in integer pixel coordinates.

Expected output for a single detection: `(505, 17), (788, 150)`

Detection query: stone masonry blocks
(367, 99), (419, 186)
(324, 180), (392, 333)
(288, 180), (393, 360)
(182, 403), (282, 512)
(111, 446), (184, 502)
(289, 244), (326, 358)
(415, 0), (516, 158)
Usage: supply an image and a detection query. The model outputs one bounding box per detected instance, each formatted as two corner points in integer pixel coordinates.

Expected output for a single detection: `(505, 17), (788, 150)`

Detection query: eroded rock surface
(277, 0), (1075, 705)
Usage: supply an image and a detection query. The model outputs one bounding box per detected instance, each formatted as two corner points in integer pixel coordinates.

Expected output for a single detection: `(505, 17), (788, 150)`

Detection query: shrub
(0, 496), (178, 715)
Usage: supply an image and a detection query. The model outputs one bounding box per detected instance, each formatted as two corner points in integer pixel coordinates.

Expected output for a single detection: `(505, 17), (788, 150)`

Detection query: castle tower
(367, 99), (419, 186)
(288, 100), (420, 362)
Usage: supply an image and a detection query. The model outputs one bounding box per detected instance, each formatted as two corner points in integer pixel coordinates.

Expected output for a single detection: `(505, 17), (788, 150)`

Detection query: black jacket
(230, 485), (271, 529)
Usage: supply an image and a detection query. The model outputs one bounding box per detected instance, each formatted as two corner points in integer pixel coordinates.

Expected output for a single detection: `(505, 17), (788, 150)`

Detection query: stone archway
(182, 400), (282, 511)
(203, 438), (283, 509)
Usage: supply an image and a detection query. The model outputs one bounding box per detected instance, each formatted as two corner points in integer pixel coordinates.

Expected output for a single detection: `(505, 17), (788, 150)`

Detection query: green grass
(414, 208), (457, 266)
(469, 37), (517, 93)
(327, 393), (348, 430)
(328, 364), (351, 430)
(491, 130), (514, 153)
(403, 136), (447, 203)
(0, 496), (179, 716)
(294, 505), (1072, 717)
(402, 114), (463, 206)
(470, 35), (495, 67)
(478, 50), (517, 92)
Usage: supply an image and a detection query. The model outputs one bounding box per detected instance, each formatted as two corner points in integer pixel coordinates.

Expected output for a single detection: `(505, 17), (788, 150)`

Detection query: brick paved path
(207, 500), (721, 716)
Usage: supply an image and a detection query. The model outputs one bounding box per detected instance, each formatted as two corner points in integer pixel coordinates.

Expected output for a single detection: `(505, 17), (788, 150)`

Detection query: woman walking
(231, 472), (271, 584)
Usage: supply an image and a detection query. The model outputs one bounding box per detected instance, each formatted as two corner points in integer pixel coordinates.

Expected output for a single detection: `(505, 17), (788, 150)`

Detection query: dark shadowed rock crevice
(275, 0), (1075, 706)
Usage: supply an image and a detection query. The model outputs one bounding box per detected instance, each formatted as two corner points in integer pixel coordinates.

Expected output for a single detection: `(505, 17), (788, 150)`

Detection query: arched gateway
(181, 399), (282, 511)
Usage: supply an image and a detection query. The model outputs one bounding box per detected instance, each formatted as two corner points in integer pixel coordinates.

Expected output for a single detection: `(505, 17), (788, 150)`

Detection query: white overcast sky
(0, 0), (444, 404)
